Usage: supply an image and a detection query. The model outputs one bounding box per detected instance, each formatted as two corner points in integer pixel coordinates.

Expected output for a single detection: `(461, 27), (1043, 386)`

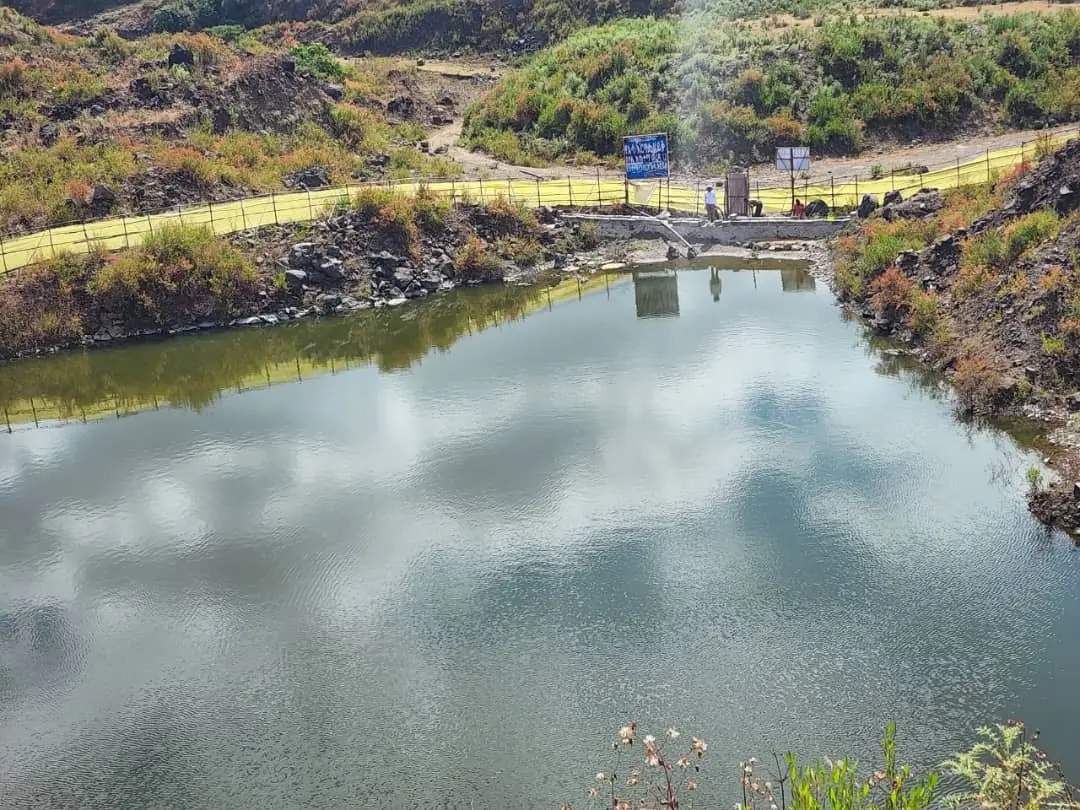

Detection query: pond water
(2, 263), (1080, 810)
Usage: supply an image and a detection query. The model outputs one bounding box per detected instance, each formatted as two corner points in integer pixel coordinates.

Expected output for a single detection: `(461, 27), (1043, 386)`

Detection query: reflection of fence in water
(633, 271), (680, 319)
(0, 354), (352, 432)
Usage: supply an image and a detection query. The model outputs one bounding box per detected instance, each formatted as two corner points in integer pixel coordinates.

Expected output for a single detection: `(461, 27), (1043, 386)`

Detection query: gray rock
(896, 250), (919, 273)
(393, 269), (414, 287)
(90, 184), (118, 215)
(284, 269), (308, 289)
(168, 44), (195, 68)
(210, 106), (232, 135)
(324, 83), (344, 101)
(130, 77), (155, 101)
(285, 165), (331, 190)
(370, 250), (400, 271)
(315, 293), (342, 314)
(317, 258), (344, 281)
(237, 316), (263, 327)
(39, 123), (58, 146)
(289, 243), (318, 269)
(418, 273), (442, 291)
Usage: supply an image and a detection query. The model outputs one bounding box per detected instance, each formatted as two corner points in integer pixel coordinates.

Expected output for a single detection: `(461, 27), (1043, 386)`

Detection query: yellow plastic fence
(0, 133), (1072, 275)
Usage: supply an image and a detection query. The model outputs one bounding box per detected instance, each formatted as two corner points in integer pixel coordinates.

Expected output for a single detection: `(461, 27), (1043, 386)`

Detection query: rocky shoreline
(811, 144), (1080, 542)
(0, 205), (630, 364)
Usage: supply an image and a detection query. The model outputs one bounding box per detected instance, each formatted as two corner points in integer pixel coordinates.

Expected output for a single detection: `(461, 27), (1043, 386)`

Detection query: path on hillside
(432, 118), (1080, 186)
(760, 0), (1072, 30)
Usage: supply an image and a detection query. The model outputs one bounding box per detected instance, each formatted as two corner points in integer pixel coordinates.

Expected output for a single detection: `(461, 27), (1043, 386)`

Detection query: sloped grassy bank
(826, 137), (1080, 536)
(0, 190), (603, 362)
(464, 10), (1080, 168)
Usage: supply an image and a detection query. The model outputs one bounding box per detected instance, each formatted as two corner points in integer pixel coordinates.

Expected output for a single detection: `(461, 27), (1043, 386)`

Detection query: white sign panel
(776, 146), (810, 172)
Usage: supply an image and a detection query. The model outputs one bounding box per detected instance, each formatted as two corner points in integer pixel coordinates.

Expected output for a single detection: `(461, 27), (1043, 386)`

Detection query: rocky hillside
(6, 0), (677, 54)
(832, 137), (1080, 533)
(0, 8), (460, 234)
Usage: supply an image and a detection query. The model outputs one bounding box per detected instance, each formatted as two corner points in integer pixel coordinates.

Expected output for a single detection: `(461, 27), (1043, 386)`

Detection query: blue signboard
(624, 133), (669, 180)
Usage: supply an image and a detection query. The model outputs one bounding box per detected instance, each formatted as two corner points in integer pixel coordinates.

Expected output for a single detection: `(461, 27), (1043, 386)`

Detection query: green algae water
(2, 263), (1079, 810)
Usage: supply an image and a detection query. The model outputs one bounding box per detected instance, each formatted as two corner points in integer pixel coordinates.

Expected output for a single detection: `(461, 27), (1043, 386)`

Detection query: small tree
(945, 723), (1079, 810)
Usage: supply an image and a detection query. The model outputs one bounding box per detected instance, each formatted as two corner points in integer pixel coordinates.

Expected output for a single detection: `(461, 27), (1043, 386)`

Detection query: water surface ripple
(1, 267), (1079, 810)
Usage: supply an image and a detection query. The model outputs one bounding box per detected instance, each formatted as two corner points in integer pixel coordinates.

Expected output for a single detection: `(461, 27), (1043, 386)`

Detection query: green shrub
(1041, 332), (1066, 356)
(289, 43), (348, 83)
(89, 224), (258, 323)
(908, 289), (941, 338)
(1005, 210), (1060, 262)
(453, 235), (504, 281)
(963, 231), (1007, 271)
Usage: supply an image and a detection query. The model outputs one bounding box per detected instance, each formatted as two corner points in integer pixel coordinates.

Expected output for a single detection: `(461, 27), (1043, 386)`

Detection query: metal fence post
(854, 175), (858, 202)
(271, 192), (280, 224)
(830, 174), (836, 211)
(307, 190), (314, 221)
(986, 149), (991, 183)
(955, 158), (961, 186)
(567, 177), (574, 207)
(596, 167), (602, 207)
(536, 178), (542, 207)
(0, 232), (7, 275)
(507, 178), (513, 203)
(208, 201), (216, 234)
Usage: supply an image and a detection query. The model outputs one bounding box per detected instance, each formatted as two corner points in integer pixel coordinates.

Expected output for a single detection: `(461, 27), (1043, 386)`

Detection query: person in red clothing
(792, 198), (806, 218)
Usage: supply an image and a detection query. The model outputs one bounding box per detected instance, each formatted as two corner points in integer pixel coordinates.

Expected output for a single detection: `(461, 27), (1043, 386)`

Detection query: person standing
(704, 185), (719, 222)
(792, 198), (805, 218)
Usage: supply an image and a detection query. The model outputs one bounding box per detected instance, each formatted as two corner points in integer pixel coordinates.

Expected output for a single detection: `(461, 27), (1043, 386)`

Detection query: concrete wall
(562, 213), (851, 244)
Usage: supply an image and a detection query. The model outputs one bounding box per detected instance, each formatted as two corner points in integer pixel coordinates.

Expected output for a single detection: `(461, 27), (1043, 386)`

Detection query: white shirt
(704, 189), (717, 205)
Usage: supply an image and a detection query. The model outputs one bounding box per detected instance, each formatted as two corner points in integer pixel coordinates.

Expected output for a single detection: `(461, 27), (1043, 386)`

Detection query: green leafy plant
(945, 723), (1078, 810)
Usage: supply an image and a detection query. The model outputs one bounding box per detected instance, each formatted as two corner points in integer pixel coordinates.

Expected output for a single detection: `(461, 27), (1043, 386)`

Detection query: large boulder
(285, 165), (331, 190)
(882, 189), (944, 222)
(39, 123), (58, 147)
(857, 194), (879, 219)
(804, 199), (829, 218)
(90, 184), (118, 216)
(168, 44), (195, 68)
(288, 242), (319, 269)
(284, 269), (308, 290)
(210, 106), (232, 135)
(370, 251), (402, 272)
